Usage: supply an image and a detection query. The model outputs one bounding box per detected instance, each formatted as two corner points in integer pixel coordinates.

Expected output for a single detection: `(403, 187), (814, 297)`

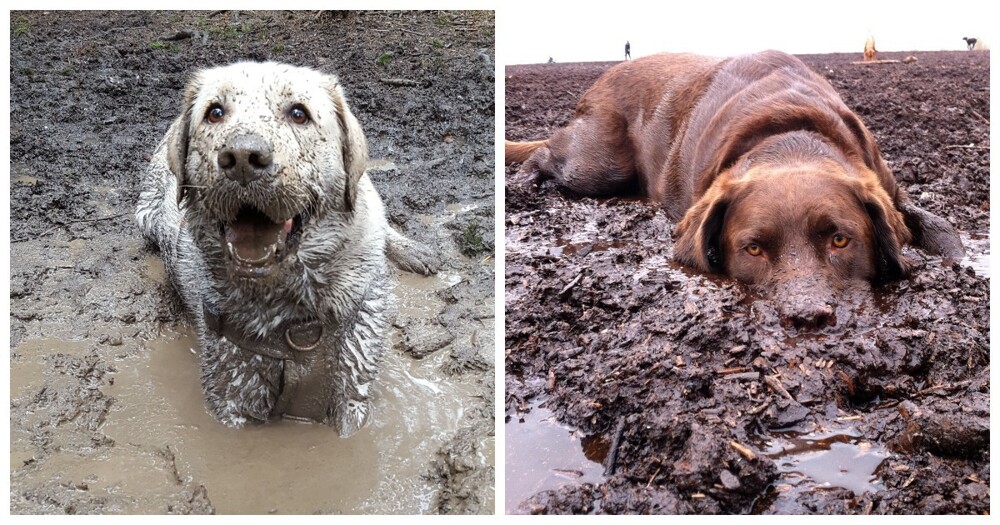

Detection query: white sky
(500, 0), (996, 64)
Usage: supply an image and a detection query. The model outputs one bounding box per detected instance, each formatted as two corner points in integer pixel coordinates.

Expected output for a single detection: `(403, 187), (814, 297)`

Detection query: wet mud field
(505, 51), (989, 514)
(10, 11), (495, 514)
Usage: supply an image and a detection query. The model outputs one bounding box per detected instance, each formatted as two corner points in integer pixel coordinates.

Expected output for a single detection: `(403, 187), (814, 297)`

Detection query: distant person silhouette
(625, 41), (631, 60)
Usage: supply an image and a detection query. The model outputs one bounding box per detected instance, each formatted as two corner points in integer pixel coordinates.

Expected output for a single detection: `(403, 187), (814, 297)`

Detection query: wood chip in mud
(764, 374), (795, 400)
(558, 272), (582, 299)
(730, 440), (757, 461)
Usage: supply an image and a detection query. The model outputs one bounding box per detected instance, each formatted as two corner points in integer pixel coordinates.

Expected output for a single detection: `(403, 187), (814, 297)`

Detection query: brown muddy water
(10, 266), (489, 514)
(505, 394), (606, 513)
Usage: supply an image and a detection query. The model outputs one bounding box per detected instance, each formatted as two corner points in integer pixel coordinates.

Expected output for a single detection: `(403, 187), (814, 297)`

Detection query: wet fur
(136, 61), (437, 436)
(507, 51), (963, 323)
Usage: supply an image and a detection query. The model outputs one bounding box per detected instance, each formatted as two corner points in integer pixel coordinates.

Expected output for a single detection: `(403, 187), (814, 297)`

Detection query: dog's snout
(775, 273), (837, 329)
(218, 134), (274, 185)
(783, 299), (835, 329)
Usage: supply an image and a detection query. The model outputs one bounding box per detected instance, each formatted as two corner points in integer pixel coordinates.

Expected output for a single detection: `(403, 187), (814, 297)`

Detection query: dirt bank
(10, 10), (495, 514)
(505, 51), (989, 514)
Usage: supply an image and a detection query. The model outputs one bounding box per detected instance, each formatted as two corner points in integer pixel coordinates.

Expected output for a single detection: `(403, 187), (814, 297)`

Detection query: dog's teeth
(227, 241), (276, 266)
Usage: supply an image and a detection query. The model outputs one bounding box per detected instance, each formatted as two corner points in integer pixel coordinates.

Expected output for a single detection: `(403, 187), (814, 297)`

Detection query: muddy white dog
(136, 61), (436, 437)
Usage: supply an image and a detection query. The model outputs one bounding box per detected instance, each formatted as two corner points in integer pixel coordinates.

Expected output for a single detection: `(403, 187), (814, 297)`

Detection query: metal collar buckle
(284, 325), (324, 352)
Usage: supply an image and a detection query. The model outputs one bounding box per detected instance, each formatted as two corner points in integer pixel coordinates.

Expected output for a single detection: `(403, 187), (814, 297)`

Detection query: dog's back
(665, 51), (891, 209)
(505, 51), (873, 218)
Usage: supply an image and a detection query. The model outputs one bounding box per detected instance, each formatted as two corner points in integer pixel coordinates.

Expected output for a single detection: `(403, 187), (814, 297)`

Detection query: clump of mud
(504, 51), (989, 514)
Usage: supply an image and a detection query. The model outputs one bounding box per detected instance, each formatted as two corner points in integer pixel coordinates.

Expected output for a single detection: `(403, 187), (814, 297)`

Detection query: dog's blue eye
(206, 104), (224, 123)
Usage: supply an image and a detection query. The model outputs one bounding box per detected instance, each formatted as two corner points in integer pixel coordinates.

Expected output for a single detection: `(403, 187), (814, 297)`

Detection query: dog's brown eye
(289, 105), (310, 125)
(831, 234), (850, 248)
(746, 243), (763, 256)
(206, 104), (225, 123)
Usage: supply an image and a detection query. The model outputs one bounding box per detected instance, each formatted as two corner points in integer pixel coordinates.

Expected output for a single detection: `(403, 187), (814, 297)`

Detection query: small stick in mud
(730, 440), (757, 461)
(763, 374), (795, 401)
(748, 400), (771, 415)
(603, 416), (628, 477)
(722, 371), (761, 381)
(646, 467), (661, 488)
(380, 78), (422, 87)
(969, 109), (989, 124)
(944, 144), (990, 150)
(558, 272), (583, 299)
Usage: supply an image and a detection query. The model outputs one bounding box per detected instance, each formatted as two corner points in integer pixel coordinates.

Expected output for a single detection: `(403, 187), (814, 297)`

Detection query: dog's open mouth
(222, 206), (309, 278)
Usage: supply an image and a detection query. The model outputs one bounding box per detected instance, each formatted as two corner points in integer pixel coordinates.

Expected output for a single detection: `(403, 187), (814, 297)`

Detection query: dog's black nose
(775, 274), (837, 330)
(218, 134), (274, 185)
(783, 301), (836, 330)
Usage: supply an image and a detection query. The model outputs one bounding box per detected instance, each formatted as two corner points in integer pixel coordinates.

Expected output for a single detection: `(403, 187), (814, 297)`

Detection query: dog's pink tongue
(225, 215), (292, 264)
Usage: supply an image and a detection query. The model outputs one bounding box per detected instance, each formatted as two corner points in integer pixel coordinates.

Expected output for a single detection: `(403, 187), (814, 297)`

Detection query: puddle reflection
(505, 401), (605, 513)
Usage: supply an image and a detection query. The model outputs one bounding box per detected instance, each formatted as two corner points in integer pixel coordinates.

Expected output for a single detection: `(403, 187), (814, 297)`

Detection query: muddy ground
(10, 10), (494, 514)
(505, 51), (989, 514)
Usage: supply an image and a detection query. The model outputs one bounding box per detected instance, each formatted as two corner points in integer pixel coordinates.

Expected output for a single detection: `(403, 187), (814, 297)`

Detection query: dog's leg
(135, 147), (210, 328)
(330, 270), (392, 437)
(513, 115), (638, 196)
(199, 336), (283, 427)
(385, 226), (439, 275)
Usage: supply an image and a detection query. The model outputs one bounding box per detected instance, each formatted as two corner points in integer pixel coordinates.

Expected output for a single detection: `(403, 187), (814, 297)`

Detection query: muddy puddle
(755, 425), (891, 511)
(505, 395), (606, 514)
(958, 231), (989, 278)
(10, 270), (484, 514)
(506, 396), (892, 514)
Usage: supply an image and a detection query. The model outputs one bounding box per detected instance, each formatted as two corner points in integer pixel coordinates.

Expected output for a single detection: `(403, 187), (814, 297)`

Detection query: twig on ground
(730, 440), (757, 461)
(969, 109), (989, 124)
(764, 374), (795, 401)
(380, 78), (421, 87)
(558, 272), (583, 298)
(604, 416), (628, 476)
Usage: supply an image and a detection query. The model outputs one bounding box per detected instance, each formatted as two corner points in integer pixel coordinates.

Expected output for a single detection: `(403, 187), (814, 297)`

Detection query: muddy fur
(506, 51), (963, 327)
(136, 61), (436, 437)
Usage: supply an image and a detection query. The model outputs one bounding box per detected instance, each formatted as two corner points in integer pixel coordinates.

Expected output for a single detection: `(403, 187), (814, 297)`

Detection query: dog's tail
(504, 139), (547, 165)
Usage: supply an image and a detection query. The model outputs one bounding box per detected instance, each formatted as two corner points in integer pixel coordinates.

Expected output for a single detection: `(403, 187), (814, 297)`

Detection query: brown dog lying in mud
(506, 50), (964, 327)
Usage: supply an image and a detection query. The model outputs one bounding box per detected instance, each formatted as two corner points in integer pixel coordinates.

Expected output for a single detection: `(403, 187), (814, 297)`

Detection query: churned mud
(10, 10), (495, 514)
(505, 51), (988, 514)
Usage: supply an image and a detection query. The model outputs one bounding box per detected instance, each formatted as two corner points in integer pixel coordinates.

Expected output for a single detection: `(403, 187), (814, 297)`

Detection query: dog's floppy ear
(839, 109), (965, 259)
(862, 198), (910, 283)
(326, 81), (369, 213)
(674, 193), (729, 274)
(164, 76), (200, 205)
(897, 198), (966, 258)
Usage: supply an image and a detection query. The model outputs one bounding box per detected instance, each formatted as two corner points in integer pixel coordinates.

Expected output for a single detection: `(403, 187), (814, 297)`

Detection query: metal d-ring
(284, 325), (324, 352)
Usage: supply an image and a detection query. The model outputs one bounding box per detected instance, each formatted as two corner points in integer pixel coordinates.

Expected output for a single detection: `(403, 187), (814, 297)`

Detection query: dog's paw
(201, 339), (282, 426)
(507, 167), (542, 187)
(386, 228), (440, 275)
(392, 242), (440, 275)
(214, 402), (249, 428)
(332, 398), (373, 438)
